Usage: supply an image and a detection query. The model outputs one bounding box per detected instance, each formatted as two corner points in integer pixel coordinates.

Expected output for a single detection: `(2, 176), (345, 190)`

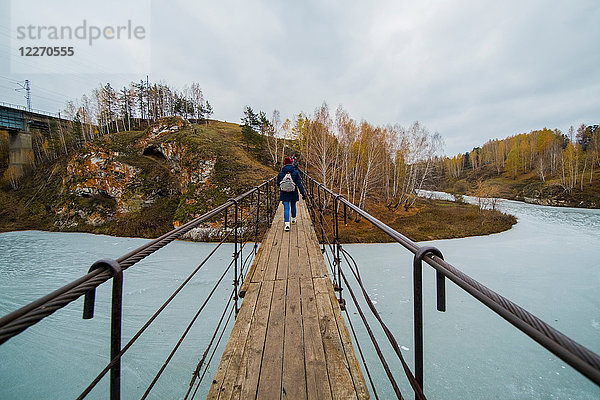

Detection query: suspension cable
(302, 172), (600, 387)
(341, 257), (426, 400)
(190, 308), (235, 400)
(140, 201), (264, 399)
(340, 264), (404, 399)
(187, 306), (235, 400)
(140, 255), (237, 399)
(184, 289), (235, 399)
(343, 307), (380, 400)
(0, 179), (275, 344)
(76, 224), (238, 399)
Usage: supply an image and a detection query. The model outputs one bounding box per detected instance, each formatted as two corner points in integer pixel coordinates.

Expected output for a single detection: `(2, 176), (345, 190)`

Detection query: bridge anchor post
(82, 258), (123, 400)
(412, 246), (445, 399)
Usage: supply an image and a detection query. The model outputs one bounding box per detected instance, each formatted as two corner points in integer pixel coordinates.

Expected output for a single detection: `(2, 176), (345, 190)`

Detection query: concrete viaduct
(0, 103), (62, 180)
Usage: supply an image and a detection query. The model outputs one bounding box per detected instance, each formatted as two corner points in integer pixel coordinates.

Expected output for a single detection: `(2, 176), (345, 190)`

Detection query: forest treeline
(442, 124), (600, 194)
(63, 80), (213, 138)
(240, 102), (443, 211)
(2, 79), (213, 173)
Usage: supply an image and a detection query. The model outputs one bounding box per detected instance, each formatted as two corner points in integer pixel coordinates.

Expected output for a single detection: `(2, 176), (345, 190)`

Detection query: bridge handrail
(0, 101), (60, 118)
(0, 177), (276, 344)
(300, 171), (600, 389)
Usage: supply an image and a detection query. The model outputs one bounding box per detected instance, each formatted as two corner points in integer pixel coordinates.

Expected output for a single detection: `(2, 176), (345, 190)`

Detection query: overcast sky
(1, 0), (598, 155)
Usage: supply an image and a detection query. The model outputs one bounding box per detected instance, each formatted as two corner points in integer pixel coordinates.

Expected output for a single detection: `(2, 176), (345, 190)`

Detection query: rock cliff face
(0, 117), (275, 238)
(64, 148), (142, 215)
(139, 120), (217, 192)
(28, 116), (274, 238)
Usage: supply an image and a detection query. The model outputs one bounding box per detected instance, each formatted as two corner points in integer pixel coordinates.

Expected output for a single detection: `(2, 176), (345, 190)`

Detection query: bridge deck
(208, 201), (369, 400)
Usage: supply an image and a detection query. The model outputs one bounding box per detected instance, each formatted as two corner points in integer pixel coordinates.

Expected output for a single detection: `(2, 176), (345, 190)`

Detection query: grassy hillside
(335, 198), (516, 243)
(0, 118), (275, 237)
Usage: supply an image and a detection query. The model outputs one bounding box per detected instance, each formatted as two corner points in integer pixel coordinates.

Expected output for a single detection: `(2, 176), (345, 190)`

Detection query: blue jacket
(277, 165), (305, 202)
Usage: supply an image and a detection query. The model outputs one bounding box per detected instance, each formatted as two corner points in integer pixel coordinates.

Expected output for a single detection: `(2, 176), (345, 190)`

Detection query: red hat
(284, 157), (292, 165)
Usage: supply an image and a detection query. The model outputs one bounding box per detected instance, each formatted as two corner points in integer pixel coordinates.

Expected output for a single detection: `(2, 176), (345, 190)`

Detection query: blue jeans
(283, 201), (296, 223)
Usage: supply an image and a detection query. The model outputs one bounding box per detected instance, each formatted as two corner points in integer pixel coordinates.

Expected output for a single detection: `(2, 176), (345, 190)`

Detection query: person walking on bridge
(277, 156), (305, 231)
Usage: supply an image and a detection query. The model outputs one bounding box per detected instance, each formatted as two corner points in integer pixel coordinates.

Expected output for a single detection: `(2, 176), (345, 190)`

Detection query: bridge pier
(8, 130), (34, 180)
(1, 105), (55, 182)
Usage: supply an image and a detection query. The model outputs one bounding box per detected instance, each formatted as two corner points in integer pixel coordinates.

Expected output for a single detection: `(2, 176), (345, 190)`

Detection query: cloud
(1, 0), (599, 155)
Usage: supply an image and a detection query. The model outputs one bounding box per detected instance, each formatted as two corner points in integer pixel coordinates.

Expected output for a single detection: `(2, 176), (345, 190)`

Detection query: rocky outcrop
(56, 116), (220, 231)
(63, 147), (141, 214)
(0, 116), (276, 239)
(517, 182), (598, 208)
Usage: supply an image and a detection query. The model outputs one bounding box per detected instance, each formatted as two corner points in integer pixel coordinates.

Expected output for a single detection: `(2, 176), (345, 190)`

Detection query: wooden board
(231, 280), (274, 400)
(282, 277), (307, 399)
(300, 276), (333, 400)
(313, 277), (358, 400)
(276, 217), (291, 281)
(207, 281), (262, 399)
(256, 279), (286, 398)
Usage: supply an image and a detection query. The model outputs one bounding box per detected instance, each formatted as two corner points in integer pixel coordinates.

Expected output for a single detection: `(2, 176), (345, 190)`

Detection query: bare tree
(307, 102), (336, 190)
(265, 109), (281, 168)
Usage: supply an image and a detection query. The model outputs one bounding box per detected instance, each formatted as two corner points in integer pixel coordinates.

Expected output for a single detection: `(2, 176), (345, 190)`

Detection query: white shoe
(291, 217), (297, 224)
(284, 222), (290, 231)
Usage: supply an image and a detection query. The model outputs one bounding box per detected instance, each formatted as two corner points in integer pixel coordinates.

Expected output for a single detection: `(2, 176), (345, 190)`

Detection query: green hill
(0, 117), (275, 238)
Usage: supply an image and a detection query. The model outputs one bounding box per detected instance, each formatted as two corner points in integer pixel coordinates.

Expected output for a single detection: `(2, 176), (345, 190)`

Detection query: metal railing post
(255, 188), (260, 255)
(412, 246), (445, 398)
(334, 195), (344, 309)
(82, 259), (123, 400)
(317, 184), (325, 253)
(343, 202), (347, 225)
(240, 198), (244, 285)
(266, 181), (271, 223)
(231, 199), (239, 317)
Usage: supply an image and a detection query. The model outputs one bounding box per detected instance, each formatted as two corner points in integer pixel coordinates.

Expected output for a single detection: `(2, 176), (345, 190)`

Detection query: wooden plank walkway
(208, 201), (369, 400)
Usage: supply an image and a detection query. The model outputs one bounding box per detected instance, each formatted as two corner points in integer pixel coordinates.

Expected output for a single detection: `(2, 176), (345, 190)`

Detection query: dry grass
(335, 198), (516, 243)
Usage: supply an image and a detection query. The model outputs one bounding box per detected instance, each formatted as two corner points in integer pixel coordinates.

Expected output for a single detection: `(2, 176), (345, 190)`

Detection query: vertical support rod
(413, 255), (424, 396)
(110, 271), (123, 400)
(317, 185), (325, 253)
(266, 181), (271, 223)
(255, 188), (260, 255)
(436, 271), (446, 312)
(331, 193), (338, 290)
(270, 180), (275, 222)
(343, 202), (347, 225)
(240, 198), (244, 285)
(412, 246), (444, 399)
(233, 200), (239, 317)
(334, 195), (343, 306)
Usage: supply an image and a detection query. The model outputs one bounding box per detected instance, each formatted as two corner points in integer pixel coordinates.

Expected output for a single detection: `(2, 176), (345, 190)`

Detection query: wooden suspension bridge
(208, 201), (369, 399)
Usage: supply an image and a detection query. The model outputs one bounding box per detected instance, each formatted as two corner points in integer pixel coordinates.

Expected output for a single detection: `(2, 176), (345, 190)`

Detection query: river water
(0, 197), (599, 399)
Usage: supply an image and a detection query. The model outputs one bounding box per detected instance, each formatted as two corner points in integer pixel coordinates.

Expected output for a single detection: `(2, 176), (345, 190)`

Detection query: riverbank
(0, 193), (516, 244)
(336, 198), (516, 243)
(437, 166), (600, 209)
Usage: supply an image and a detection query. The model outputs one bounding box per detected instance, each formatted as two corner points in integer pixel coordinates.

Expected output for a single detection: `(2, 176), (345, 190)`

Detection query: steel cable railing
(139, 201), (266, 399)
(0, 176), (279, 400)
(184, 293), (235, 399)
(0, 178), (276, 344)
(303, 182), (425, 400)
(300, 170), (600, 398)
